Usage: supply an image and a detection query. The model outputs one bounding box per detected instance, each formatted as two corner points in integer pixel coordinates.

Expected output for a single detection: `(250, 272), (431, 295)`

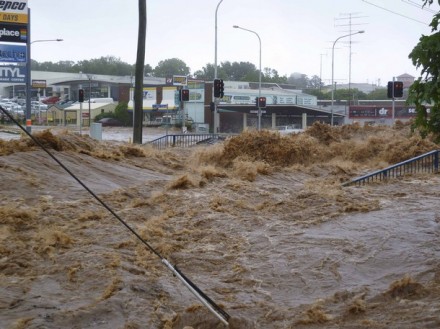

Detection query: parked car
(31, 101), (48, 111)
(97, 118), (123, 127)
(41, 96), (60, 104)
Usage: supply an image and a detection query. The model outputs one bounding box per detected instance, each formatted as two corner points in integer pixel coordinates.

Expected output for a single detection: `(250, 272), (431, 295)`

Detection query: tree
(287, 72), (309, 89)
(262, 67), (288, 83)
(323, 88), (367, 101)
(308, 75), (324, 89)
(193, 63), (216, 80)
(153, 58), (190, 77)
(408, 0), (440, 141)
(143, 64), (153, 76)
(367, 88), (388, 100)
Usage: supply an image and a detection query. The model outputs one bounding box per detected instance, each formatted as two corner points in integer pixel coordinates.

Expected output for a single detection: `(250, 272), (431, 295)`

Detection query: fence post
(435, 151), (439, 173)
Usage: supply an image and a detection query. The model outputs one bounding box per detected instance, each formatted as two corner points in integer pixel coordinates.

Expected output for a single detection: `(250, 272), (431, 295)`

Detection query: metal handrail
(148, 133), (221, 150)
(342, 150), (440, 186)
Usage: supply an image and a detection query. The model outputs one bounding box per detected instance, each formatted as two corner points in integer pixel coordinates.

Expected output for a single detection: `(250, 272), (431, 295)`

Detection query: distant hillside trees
(31, 56), (153, 77)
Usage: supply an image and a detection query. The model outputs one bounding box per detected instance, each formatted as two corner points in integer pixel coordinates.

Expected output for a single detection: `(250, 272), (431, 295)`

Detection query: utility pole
(319, 53), (326, 91)
(334, 12), (367, 105)
(133, 0), (146, 144)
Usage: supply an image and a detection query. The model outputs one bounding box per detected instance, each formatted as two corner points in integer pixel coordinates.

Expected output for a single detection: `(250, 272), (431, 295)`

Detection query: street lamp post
(233, 25), (262, 131)
(25, 38), (63, 133)
(331, 31), (364, 126)
(86, 74), (93, 126)
(213, 0), (223, 133)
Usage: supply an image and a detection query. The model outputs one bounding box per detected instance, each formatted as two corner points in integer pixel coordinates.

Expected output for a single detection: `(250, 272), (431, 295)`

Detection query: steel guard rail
(148, 133), (221, 150)
(342, 150), (440, 186)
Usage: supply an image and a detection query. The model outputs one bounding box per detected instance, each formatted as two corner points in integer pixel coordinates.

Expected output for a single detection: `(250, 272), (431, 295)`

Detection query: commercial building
(1, 70), (344, 132)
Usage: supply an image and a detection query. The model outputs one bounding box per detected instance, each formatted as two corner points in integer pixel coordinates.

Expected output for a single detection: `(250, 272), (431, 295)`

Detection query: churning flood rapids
(1, 123), (439, 329)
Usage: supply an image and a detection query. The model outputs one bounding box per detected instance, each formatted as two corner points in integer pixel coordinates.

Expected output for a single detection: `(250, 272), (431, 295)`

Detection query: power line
(362, 0), (429, 25)
(402, 0), (437, 14)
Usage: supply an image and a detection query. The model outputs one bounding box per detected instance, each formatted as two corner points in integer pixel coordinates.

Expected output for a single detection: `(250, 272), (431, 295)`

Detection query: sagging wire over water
(0, 106), (230, 326)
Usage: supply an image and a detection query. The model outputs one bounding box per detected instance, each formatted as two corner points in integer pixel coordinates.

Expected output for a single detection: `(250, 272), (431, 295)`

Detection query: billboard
(128, 86), (179, 110)
(0, 43), (26, 62)
(0, 64), (25, 82)
(0, 0), (28, 24)
(32, 79), (46, 88)
(348, 106), (420, 119)
(0, 22), (27, 42)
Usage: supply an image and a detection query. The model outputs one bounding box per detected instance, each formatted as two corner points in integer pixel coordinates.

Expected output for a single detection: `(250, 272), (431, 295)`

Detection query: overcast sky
(28, 0), (438, 86)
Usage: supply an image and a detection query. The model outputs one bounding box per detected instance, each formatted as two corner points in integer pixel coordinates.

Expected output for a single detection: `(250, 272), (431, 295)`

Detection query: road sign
(152, 104), (168, 109)
(250, 110), (266, 114)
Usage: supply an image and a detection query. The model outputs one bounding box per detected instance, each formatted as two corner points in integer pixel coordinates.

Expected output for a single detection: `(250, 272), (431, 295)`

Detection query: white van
(89, 98), (114, 103)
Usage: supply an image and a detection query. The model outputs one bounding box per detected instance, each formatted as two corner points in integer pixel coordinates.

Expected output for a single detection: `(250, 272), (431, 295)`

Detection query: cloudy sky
(28, 0), (438, 86)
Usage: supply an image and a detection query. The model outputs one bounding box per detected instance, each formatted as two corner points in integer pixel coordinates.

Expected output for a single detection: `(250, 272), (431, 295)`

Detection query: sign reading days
(0, 0), (28, 24)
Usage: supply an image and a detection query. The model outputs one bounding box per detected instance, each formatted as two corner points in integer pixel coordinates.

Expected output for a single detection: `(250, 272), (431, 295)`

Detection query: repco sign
(0, 0), (28, 24)
(0, 1), (26, 11)
(0, 23), (26, 42)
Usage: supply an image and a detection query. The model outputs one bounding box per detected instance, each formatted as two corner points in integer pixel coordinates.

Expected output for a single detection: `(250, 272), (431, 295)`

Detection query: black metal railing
(148, 133), (222, 150)
(342, 150), (440, 186)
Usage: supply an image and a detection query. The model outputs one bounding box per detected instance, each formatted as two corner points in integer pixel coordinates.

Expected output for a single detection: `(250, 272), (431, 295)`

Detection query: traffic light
(180, 89), (190, 102)
(394, 81), (403, 98)
(78, 89), (84, 102)
(213, 78), (224, 98)
(387, 81), (393, 98)
(387, 81), (404, 98)
(257, 96), (266, 108)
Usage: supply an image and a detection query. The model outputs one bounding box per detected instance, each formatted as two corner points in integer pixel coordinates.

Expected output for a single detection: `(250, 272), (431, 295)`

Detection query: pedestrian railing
(148, 133), (222, 150)
(342, 150), (440, 186)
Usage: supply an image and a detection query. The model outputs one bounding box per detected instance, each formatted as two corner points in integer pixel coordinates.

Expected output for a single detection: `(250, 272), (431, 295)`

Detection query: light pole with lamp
(331, 31), (364, 126)
(213, 0), (223, 133)
(86, 74), (93, 126)
(233, 25), (262, 131)
(25, 38), (63, 132)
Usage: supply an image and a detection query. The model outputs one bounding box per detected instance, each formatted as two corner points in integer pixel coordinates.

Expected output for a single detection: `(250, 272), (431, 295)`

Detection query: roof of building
(396, 73), (415, 78)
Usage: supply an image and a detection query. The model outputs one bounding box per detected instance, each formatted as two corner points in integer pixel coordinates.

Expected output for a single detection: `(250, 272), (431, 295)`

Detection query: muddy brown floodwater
(1, 123), (439, 329)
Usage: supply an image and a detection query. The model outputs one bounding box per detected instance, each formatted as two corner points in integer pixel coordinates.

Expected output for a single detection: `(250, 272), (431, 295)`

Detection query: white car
(31, 101), (48, 111)
(276, 125), (304, 135)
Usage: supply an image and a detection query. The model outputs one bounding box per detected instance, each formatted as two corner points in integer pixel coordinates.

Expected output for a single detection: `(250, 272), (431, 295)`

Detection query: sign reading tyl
(0, 1), (28, 24)
(0, 64), (25, 82)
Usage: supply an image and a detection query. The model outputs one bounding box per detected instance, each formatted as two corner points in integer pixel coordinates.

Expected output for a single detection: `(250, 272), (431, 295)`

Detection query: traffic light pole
(213, 0), (223, 134)
(392, 76), (395, 123)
